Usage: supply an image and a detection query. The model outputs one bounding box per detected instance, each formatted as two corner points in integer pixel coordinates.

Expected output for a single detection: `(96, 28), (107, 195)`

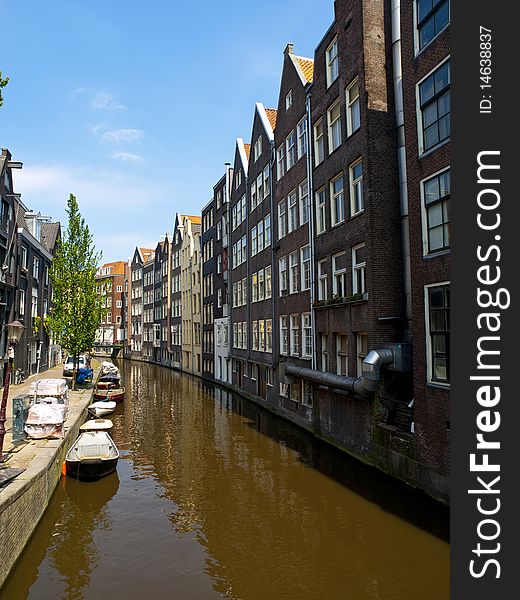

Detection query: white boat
(65, 430), (119, 480)
(87, 401), (117, 418)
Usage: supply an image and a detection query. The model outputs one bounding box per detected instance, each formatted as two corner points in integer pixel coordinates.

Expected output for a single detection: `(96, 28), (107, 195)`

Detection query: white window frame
(289, 251), (298, 294)
(299, 180), (309, 225)
(314, 119), (324, 166)
(326, 37), (339, 86)
(330, 174), (344, 226)
(327, 99), (342, 153)
(421, 166), (450, 255)
(416, 56), (451, 155)
(297, 117), (307, 160)
(288, 191), (298, 233)
(300, 245), (311, 291)
(352, 243), (366, 295)
(346, 78), (361, 136)
(424, 281), (451, 386)
(332, 252), (346, 297)
(318, 259), (328, 301)
(349, 159), (364, 216)
(315, 188), (326, 235)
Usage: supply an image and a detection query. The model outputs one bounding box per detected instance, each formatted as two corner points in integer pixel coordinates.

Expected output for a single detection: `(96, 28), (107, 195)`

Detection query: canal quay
(1, 360), (449, 599)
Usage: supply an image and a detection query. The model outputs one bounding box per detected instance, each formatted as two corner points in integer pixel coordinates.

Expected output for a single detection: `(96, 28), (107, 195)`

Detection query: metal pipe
(285, 347), (394, 396)
(391, 0), (412, 339)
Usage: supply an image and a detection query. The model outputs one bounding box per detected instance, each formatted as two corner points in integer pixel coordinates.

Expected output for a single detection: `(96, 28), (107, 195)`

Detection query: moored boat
(93, 385), (125, 403)
(65, 429), (119, 480)
(87, 400), (117, 418)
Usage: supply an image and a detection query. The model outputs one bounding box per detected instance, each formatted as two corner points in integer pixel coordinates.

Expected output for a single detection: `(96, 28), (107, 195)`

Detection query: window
(297, 118), (307, 160)
(277, 144), (285, 180)
(217, 221), (222, 240)
(252, 273), (258, 302)
(332, 252), (347, 297)
(417, 0), (450, 51)
(264, 214), (271, 247)
(316, 188), (326, 235)
(327, 100), (341, 153)
(286, 131), (296, 170)
(280, 315), (288, 355)
(349, 159), (364, 215)
(21, 246), (28, 269)
(252, 321), (259, 350)
(254, 135), (262, 161)
(251, 180), (258, 210)
(346, 78), (361, 135)
(258, 220), (264, 252)
(330, 175), (344, 226)
(31, 288), (38, 318)
(302, 313), (312, 357)
(266, 320), (272, 352)
(278, 200), (287, 239)
(117, 285), (123, 293)
(326, 37), (339, 86)
(259, 320), (265, 351)
(279, 256), (288, 295)
(418, 59), (450, 153)
(217, 254), (222, 273)
(352, 243), (367, 295)
(288, 192), (298, 232)
(336, 334), (348, 376)
(265, 266), (272, 298)
(356, 333), (368, 376)
(302, 382), (313, 407)
(318, 259), (328, 300)
(258, 269), (265, 301)
(235, 168), (242, 189)
(256, 173), (264, 204)
(299, 180), (309, 225)
(33, 256), (40, 279)
(251, 225), (258, 256)
(289, 252), (298, 294)
(321, 334), (329, 371)
(427, 284), (450, 383)
(423, 168), (450, 253)
(285, 90), (293, 110)
(290, 315), (300, 356)
(263, 165), (270, 199)
(314, 119), (324, 166)
(217, 288), (222, 308)
(300, 246), (311, 290)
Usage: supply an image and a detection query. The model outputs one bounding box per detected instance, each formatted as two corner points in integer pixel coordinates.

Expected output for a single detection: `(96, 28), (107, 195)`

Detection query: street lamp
(0, 320), (26, 462)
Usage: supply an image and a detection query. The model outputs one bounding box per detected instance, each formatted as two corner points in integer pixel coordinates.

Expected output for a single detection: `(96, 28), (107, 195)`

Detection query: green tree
(0, 71), (8, 107)
(47, 194), (104, 388)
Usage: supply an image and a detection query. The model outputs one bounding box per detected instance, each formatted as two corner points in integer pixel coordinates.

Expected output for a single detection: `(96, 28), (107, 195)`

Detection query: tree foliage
(47, 194), (103, 373)
(0, 71), (8, 107)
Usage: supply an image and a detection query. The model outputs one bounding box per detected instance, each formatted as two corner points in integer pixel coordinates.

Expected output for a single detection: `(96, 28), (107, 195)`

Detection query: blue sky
(1, 0), (332, 263)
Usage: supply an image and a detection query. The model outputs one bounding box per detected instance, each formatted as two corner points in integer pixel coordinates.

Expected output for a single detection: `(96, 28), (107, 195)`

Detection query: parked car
(63, 355), (87, 377)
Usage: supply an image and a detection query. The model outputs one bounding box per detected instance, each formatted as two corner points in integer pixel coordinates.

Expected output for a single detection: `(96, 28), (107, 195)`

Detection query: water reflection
(3, 361), (449, 600)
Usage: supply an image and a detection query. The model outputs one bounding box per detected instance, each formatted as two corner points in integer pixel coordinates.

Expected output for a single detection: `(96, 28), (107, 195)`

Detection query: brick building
(170, 215), (183, 369)
(95, 261), (126, 349)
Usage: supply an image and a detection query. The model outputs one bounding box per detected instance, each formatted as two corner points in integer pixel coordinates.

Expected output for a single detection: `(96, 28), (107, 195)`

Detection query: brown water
(2, 360), (449, 600)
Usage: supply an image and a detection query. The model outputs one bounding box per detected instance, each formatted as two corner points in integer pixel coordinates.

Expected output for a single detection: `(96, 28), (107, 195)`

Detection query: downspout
(269, 139), (276, 368)
(391, 0), (412, 339)
(305, 91), (317, 370)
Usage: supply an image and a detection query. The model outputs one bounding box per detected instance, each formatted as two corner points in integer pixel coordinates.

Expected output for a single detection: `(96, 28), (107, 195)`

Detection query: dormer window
(326, 37), (339, 86)
(285, 90), (293, 111)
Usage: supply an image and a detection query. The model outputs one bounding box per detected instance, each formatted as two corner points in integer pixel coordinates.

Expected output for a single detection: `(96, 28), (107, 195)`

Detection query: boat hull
(87, 401), (116, 418)
(66, 457), (118, 481)
(65, 431), (119, 481)
(93, 388), (125, 403)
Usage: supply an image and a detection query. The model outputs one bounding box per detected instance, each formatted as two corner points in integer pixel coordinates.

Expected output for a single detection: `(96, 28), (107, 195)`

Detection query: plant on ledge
(33, 315), (42, 335)
(326, 293), (364, 306)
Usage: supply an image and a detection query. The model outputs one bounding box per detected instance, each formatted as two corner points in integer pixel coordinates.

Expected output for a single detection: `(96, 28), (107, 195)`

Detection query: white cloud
(101, 128), (143, 143)
(12, 163), (174, 262)
(91, 92), (127, 112)
(112, 152), (144, 162)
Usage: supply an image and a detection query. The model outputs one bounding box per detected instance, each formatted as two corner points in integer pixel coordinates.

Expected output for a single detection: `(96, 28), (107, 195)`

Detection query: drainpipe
(269, 139), (276, 367)
(284, 347), (394, 398)
(305, 92), (317, 370)
(391, 0), (412, 339)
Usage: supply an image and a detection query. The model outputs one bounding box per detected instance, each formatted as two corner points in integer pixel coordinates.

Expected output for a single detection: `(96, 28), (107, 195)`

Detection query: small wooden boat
(87, 400), (117, 418)
(65, 429), (119, 480)
(80, 418), (114, 431)
(93, 373), (125, 403)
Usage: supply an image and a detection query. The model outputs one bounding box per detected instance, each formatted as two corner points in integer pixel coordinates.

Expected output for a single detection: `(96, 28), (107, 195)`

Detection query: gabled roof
(236, 138), (249, 176)
(265, 108), (278, 131)
(256, 103), (277, 142)
(97, 260), (126, 276)
(294, 56), (314, 84)
(40, 222), (61, 253)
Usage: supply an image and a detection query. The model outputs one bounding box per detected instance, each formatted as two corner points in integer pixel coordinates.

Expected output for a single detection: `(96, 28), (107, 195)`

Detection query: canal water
(2, 361), (449, 600)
